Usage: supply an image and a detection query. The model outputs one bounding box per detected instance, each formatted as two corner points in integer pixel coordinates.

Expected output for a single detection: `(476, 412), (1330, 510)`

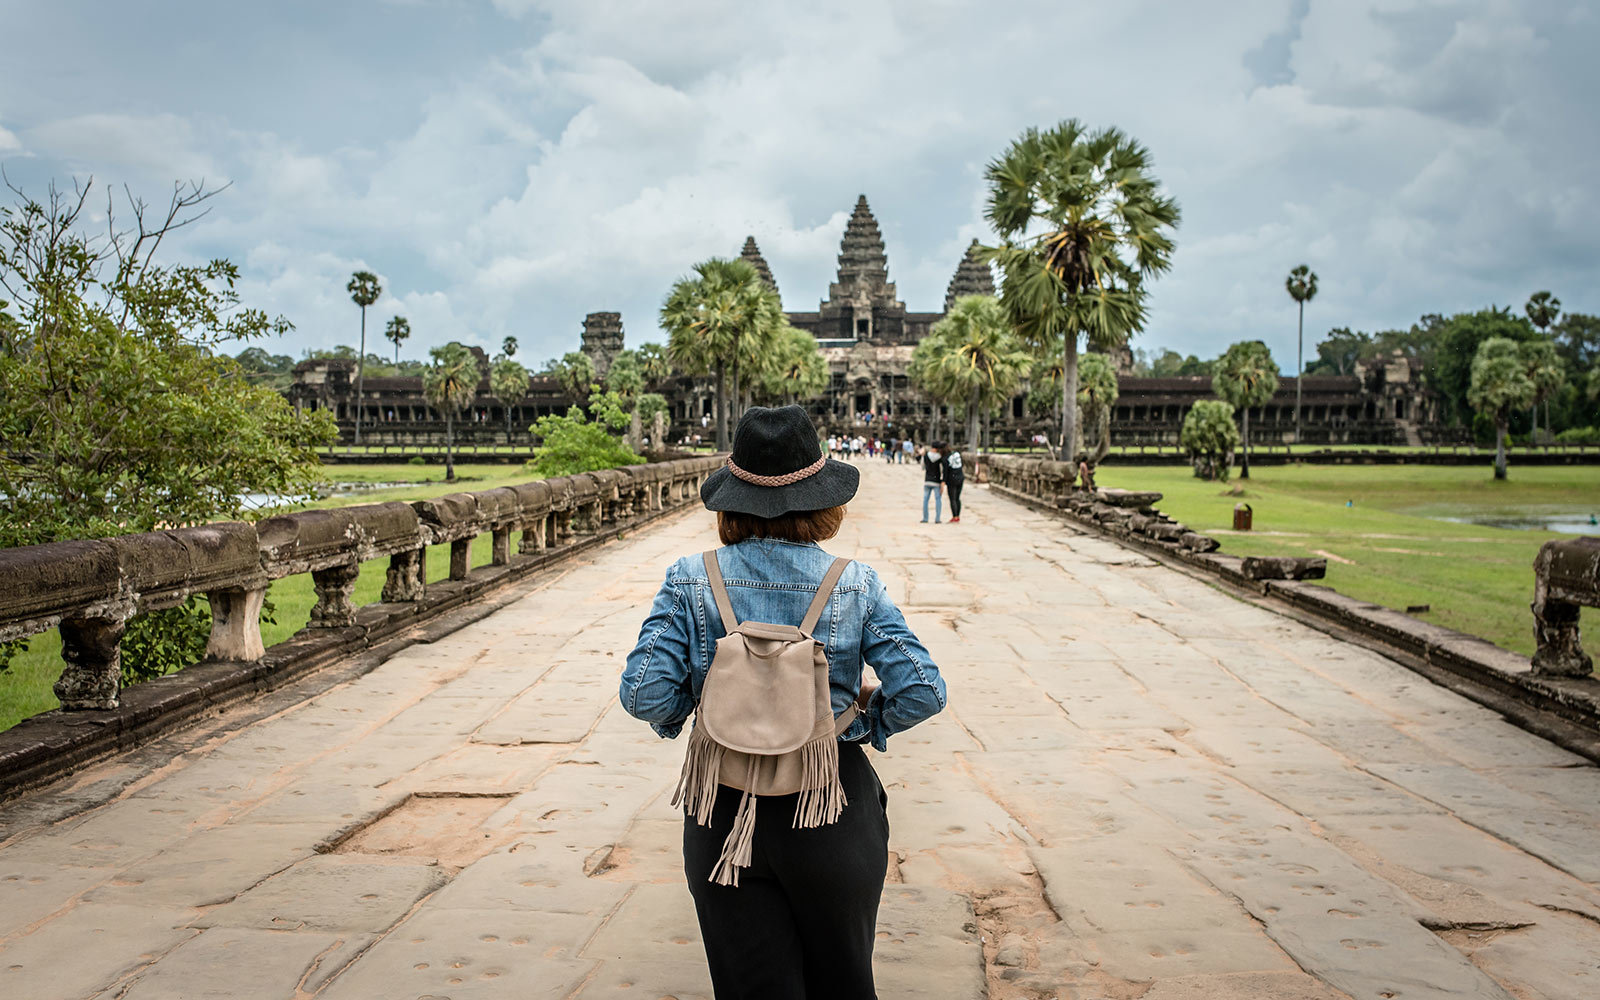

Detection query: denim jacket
(620, 537), (946, 751)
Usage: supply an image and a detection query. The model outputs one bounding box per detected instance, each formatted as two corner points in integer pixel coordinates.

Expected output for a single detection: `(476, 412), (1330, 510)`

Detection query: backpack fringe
(672, 723), (724, 826)
(710, 790), (758, 886)
(793, 731), (847, 829)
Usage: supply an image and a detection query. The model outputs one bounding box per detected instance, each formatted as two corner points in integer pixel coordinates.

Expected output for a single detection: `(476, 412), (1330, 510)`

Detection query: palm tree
(760, 327), (830, 405)
(607, 349), (646, 449)
(1076, 352), (1120, 467)
(1286, 265), (1318, 443)
(637, 342), (673, 388)
(383, 315), (410, 364)
(423, 342), (483, 481)
(925, 295), (1031, 452)
(1212, 340), (1280, 479)
(661, 258), (775, 449)
(549, 351), (596, 402)
(1521, 338), (1564, 448)
(488, 356), (530, 446)
(1524, 292), (1561, 441)
(502, 336), (518, 358)
(984, 120), (1180, 462)
(1469, 337), (1537, 480)
(346, 270), (382, 445)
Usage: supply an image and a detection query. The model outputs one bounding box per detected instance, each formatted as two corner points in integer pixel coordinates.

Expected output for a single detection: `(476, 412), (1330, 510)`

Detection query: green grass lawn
(1094, 462), (1600, 661)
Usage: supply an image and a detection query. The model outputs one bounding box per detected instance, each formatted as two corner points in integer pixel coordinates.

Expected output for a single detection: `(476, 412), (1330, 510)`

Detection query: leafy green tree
(984, 119), (1180, 462)
(1285, 265), (1318, 441)
(527, 399), (643, 477)
(606, 349), (646, 449)
(1180, 400), (1239, 482)
(637, 342), (672, 386)
(234, 346), (297, 390)
(1521, 339), (1564, 445)
(384, 315), (410, 363)
(423, 342), (483, 481)
(1469, 337), (1537, 480)
(502, 335), (518, 358)
(759, 326), (829, 405)
(922, 295), (1031, 452)
(346, 270), (382, 445)
(0, 177), (334, 680)
(488, 356), (529, 445)
(1306, 327), (1370, 376)
(661, 257), (777, 449)
(548, 350), (596, 401)
(1076, 352), (1120, 467)
(1431, 308), (1533, 426)
(1212, 341), (1279, 479)
(1552, 312), (1599, 370)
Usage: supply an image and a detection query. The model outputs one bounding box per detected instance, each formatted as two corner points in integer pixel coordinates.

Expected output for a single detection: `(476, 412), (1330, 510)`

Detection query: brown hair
(717, 505), (847, 545)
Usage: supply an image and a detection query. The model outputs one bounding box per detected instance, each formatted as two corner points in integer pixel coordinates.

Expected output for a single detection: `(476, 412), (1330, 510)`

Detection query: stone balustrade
(0, 457), (721, 715)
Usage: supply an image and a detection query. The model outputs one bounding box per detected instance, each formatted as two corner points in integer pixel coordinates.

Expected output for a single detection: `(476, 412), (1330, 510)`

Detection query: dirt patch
(335, 793), (514, 870)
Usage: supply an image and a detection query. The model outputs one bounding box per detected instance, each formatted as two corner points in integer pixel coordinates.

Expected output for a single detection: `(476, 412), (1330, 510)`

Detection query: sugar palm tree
(1076, 352), (1120, 467)
(488, 356), (529, 445)
(1521, 338), (1564, 447)
(423, 341), (483, 481)
(346, 270), (382, 445)
(502, 335), (518, 358)
(549, 351), (595, 402)
(1469, 337), (1536, 480)
(925, 295), (1032, 452)
(383, 315), (410, 364)
(985, 119), (1180, 462)
(637, 342), (673, 388)
(1212, 340), (1280, 479)
(760, 326), (830, 405)
(661, 258), (775, 449)
(1286, 264), (1318, 443)
(1524, 292), (1561, 441)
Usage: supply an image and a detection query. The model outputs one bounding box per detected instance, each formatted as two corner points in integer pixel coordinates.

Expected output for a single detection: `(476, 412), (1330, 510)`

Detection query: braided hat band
(725, 454), (826, 487)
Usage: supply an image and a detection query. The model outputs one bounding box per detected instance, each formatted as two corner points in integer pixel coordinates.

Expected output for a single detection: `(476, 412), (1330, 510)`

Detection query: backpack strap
(702, 550), (738, 629)
(799, 557), (851, 636)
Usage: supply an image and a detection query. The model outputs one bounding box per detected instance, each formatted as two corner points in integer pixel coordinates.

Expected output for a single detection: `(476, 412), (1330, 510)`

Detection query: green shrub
(526, 405), (644, 478)
(407, 455), (427, 466)
(1180, 400), (1239, 481)
(1555, 426), (1600, 444)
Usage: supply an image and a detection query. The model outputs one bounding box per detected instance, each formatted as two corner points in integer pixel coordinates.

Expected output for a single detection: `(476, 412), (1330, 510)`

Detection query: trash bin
(1233, 503), (1253, 531)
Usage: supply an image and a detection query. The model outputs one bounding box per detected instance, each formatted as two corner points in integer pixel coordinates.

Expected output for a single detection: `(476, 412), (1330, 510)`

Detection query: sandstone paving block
(426, 846), (630, 917)
(1299, 719), (1443, 765)
(117, 925), (367, 998)
(1029, 844), (1264, 936)
(196, 855), (450, 933)
(83, 820), (328, 907)
(0, 859), (115, 937)
(872, 884), (986, 998)
(875, 754), (1036, 850)
(1227, 763), (1442, 818)
(474, 686), (610, 745)
(499, 764), (663, 849)
(1077, 926), (1296, 979)
(1138, 970), (1352, 999)
(576, 961), (713, 999)
(583, 882), (705, 965)
(1407, 721), (1591, 769)
(0, 900), (197, 1000)
(235, 779), (405, 828)
(320, 945), (593, 1000)
(954, 710), (1097, 753)
(387, 742), (565, 796)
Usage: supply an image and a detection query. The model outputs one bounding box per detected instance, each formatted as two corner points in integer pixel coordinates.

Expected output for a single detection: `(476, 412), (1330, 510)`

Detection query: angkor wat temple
(286, 195), (1442, 449)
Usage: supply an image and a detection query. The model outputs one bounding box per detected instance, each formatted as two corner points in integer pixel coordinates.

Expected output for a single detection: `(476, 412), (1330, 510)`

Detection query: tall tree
(423, 342), (483, 481)
(1524, 292), (1561, 441)
(548, 350), (596, 402)
(346, 270), (382, 446)
(1431, 308), (1534, 426)
(606, 349), (646, 450)
(637, 342), (673, 388)
(502, 335), (518, 358)
(488, 356), (529, 446)
(759, 327), (829, 405)
(924, 295), (1032, 452)
(1076, 352), (1120, 467)
(1180, 400), (1240, 482)
(660, 257), (775, 450)
(1521, 338), (1565, 446)
(985, 120), (1180, 462)
(1212, 340), (1279, 480)
(1468, 337), (1536, 480)
(1285, 264), (1318, 442)
(383, 315), (410, 363)
(1305, 327), (1369, 376)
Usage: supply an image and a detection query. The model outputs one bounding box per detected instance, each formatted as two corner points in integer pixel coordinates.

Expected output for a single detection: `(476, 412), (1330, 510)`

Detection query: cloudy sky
(2, 0), (1595, 371)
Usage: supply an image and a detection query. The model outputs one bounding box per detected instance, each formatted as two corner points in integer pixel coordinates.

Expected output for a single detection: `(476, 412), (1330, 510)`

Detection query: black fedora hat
(700, 405), (859, 518)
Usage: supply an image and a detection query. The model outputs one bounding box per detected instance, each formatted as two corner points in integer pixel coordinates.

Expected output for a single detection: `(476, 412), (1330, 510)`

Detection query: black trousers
(683, 743), (889, 1000)
(947, 479), (963, 517)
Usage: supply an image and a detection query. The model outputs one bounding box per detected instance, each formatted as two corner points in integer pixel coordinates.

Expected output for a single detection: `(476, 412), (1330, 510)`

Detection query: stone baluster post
(204, 586), (268, 661)
(556, 508), (575, 544)
(492, 525), (512, 566)
(309, 563), (361, 628)
(55, 614), (128, 710)
(382, 549), (426, 602)
(450, 539), (471, 581)
(518, 516), (548, 556)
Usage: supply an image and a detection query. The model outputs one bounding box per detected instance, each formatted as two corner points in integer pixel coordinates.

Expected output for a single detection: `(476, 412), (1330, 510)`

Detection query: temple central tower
(817, 195), (907, 343)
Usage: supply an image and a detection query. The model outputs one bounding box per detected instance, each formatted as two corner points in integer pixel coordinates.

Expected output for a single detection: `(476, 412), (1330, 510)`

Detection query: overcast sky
(2, 0), (1595, 371)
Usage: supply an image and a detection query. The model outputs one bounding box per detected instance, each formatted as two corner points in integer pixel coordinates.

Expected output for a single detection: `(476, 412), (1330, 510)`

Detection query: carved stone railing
(0, 457), (720, 718)
(982, 453), (1600, 757)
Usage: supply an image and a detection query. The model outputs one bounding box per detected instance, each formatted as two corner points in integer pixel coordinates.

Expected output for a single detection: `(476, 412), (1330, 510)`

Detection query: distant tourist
(620, 404), (946, 998)
(944, 445), (966, 523)
(901, 438), (914, 465)
(1077, 459), (1095, 491)
(922, 441), (945, 523)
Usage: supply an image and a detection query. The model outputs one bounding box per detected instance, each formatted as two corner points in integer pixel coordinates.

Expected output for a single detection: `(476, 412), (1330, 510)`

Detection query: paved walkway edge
(988, 480), (1600, 764)
(0, 504), (698, 804)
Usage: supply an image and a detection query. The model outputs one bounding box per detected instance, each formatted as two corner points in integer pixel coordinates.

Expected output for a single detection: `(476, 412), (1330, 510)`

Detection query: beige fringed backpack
(673, 549), (859, 886)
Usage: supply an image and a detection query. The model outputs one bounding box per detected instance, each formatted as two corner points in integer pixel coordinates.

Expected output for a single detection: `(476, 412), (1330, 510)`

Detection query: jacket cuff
(651, 721), (684, 740)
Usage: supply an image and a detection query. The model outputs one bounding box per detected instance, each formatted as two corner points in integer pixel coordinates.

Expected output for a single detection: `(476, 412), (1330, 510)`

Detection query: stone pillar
(518, 519), (546, 555)
(204, 586), (267, 661)
(382, 549), (425, 602)
(1531, 593), (1592, 677)
(492, 526), (512, 566)
(556, 509), (575, 544)
(309, 563), (361, 628)
(55, 615), (127, 710)
(450, 539), (471, 581)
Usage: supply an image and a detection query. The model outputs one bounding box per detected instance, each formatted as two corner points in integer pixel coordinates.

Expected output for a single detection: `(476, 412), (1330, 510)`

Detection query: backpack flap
(697, 625), (820, 755)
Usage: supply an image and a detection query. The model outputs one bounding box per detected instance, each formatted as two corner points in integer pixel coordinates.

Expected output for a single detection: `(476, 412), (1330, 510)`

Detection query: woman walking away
(921, 441), (944, 523)
(943, 444), (965, 523)
(621, 405), (947, 1000)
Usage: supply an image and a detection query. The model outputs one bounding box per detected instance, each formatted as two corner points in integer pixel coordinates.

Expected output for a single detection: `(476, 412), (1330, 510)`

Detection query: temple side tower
(739, 236), (779, 304)
(817, 195), (907, 342)
(944, 238), (996, 311)
(581, 312), (624, 379)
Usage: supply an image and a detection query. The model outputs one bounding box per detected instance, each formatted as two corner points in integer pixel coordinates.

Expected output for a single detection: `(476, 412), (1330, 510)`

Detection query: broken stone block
(1180, 533), (1221, 553)
(1240, 556), (1326, 581)
(1096, 488), (1164, 508)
